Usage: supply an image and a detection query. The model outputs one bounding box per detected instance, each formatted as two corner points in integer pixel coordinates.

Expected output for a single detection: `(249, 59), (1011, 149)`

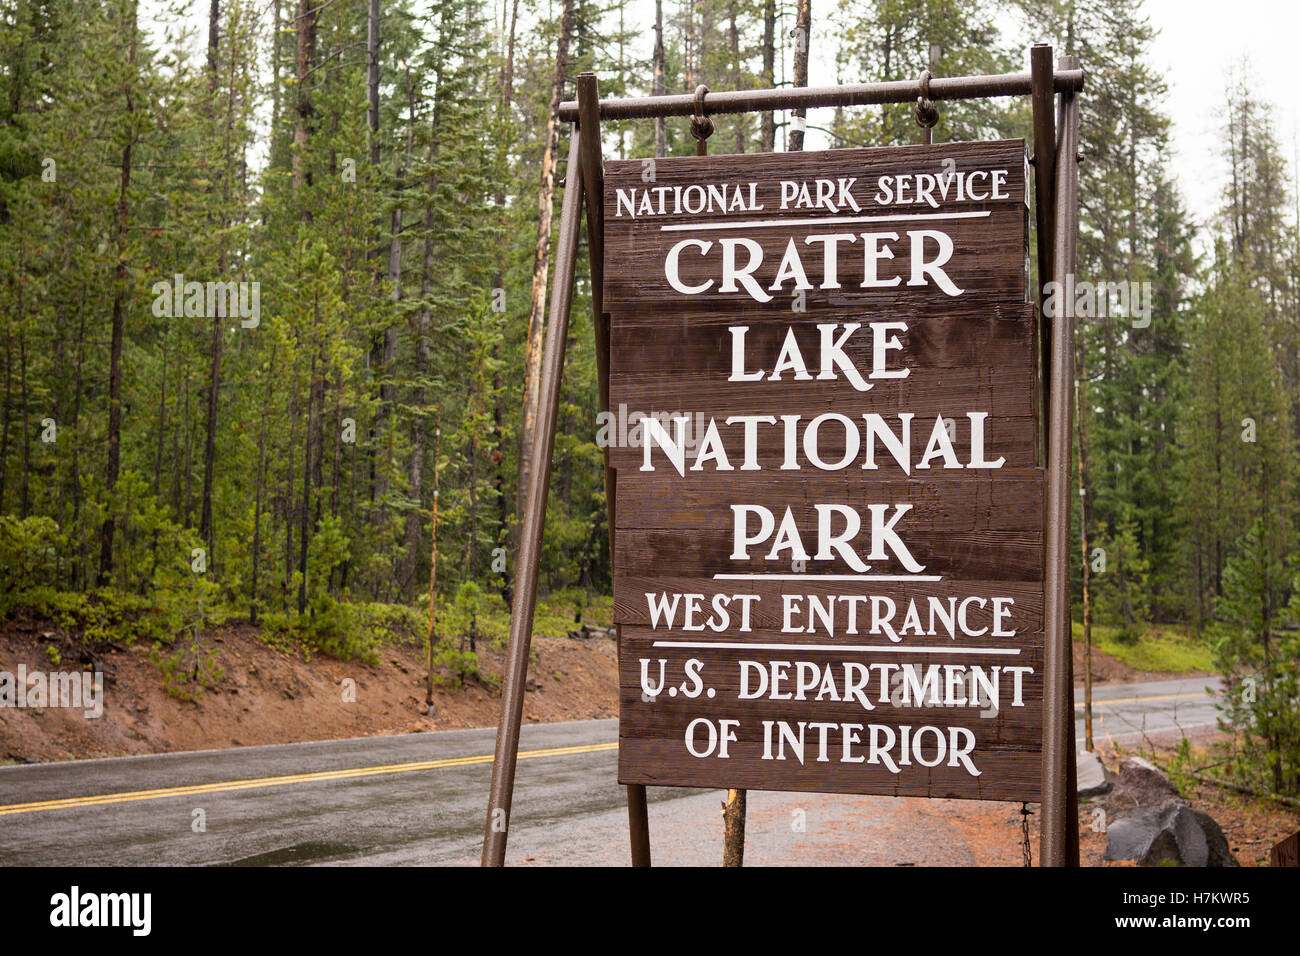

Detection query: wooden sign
(603, 141), (1044, 801)
(1270, 829), (1300, 867)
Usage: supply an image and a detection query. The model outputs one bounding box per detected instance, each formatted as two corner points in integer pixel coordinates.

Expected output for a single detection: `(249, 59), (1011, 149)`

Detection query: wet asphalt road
(0, 676), (1221, 866)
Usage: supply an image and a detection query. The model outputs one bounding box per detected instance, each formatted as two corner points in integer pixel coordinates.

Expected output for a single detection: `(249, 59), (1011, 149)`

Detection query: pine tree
(833, 0), (1020, 148)
(1180, 249), (1294, 621)
(1210, 519), (1300, 796)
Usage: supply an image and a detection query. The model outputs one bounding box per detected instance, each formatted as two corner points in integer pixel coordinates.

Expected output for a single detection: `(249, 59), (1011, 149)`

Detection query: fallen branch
(1185, 771), (1300, 809)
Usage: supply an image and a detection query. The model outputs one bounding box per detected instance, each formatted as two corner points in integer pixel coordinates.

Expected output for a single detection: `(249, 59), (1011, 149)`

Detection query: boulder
(1077, 749), (1113, 798)
(1109, 756), (1182, 811)
(1104, 799), (1239, 867)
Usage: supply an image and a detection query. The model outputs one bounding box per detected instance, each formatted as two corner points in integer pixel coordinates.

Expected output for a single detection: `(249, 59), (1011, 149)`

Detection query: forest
(0, 0), (1296, 794)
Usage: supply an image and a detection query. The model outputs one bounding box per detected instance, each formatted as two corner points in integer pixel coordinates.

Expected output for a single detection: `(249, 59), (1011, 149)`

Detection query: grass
(1072, 621), (1215, 673)
(474, 591), (613, 642)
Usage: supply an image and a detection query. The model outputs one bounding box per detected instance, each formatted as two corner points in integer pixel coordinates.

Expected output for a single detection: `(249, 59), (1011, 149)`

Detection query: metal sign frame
(481, 45), (1083, 867)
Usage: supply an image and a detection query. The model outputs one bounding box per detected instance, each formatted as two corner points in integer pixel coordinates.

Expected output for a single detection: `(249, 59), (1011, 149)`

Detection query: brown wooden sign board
(1270, 828), (1300, 867)
(604, 140), (1045, 801)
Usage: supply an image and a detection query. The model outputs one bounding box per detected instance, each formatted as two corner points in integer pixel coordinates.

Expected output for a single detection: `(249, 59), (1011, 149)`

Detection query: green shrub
(430, 642), (484, 689)
(261, 598), (384, 665)
(1208, 519), (1300, 796)
(0, 515), (62, 607)
(350, 602), (425, 647)
(1072, 622), (1214, 672)
(11, 586), (176, 647)
(1094, 518), (1150, 644)
(151, 633), (225, 701)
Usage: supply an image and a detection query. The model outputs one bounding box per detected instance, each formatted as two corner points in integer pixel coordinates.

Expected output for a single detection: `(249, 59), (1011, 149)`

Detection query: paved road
(1076, 675), (1223, 748)
(0, 677), (1222, 866)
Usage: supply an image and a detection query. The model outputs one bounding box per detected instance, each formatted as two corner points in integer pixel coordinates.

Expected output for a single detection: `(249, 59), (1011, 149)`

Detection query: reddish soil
(0, 615), (617, 764)
(902, 738), (1300, 867)
(912, 775), (1299, 867)
(1, 613), (1204, 764)
(2, 612), (1293, 866)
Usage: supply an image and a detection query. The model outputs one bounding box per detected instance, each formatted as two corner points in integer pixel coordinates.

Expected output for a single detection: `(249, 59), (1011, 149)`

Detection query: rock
(1109, 756), (1182, 811)
(1105, 799), (1239, 867)
(1077, 749), (1113, 798)
(569, 624), (615, 640)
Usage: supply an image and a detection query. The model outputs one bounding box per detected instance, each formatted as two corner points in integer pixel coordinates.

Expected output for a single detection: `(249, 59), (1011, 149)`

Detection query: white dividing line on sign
(712, 573), (944, 581)
(650, 641), (1022, 654)
(659, 210), (992, 232)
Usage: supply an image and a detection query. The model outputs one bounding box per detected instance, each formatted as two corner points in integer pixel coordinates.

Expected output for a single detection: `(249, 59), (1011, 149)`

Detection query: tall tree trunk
(199, 269), (227, 563)
(399, 234), (432, 601)
(292, 0), (318, 202)
(516, 0), (575, 536)
(298, 348), (317, 615)
(558, 376), (573, 504)
(98, 4), (138, 586)
(207, 0), (220, 82)
(251, 344), (275, 624)
(148, 336), (168, 578)
(653, 0), (666, 157)
(1261, 492), (1282, 794)
(70, 304), (86, 588)
(18, 331), (29, 518)
(789, 0), (811, 151)
(182, 360), (193, 526)
(372, 62), (409, 513)
(760, 0), (775, 151)
(366, 0), (379, 166)
(466, 420), (481, 576)
(492, 0), (517, 610)
(501, 0), (519, 102)
(330, 366), (343, 520)
(363, 0), (389, 512)
(200, 6), (237, 568)
(169, 359), (181, 518)
(311, 351), (325, 527)
(153, 341), (167, 497)
(0, 334), (10, 513)
(683, 0), (696, 91)
(399, 220), (433, 601)
(283, 359), (298, 608)
(729, 0), (744, 153)
(271, 0), (281, 158)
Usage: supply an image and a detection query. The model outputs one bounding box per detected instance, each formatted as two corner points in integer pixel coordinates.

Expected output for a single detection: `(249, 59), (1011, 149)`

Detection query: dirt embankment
(0, 615), (617, 764)
(2, 610), (1202, 765)
(5, 613), (1293, 866)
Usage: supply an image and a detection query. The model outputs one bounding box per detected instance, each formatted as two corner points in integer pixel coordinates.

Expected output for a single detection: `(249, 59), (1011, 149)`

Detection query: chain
(1019, 802), (1033, 867)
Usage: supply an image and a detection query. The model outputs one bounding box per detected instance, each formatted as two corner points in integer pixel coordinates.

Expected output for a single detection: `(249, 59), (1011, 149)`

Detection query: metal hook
(914, 69), (939, 144)
(690, 84), (715, 153)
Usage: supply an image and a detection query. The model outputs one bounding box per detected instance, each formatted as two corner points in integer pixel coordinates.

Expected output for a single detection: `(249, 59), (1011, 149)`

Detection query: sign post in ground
(482, 49), (1083, 865)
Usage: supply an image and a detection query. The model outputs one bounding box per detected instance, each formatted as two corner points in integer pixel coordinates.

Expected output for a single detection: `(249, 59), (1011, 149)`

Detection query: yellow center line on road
(0, 691), (1213, 817)
(0, 740), (619, 817)
(1073, 691), (1211, 710)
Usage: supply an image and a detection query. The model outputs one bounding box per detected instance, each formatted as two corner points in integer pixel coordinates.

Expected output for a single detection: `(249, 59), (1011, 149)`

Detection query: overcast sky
(1139, 0), (1299, 231)
(798, 0), (1300, 233)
